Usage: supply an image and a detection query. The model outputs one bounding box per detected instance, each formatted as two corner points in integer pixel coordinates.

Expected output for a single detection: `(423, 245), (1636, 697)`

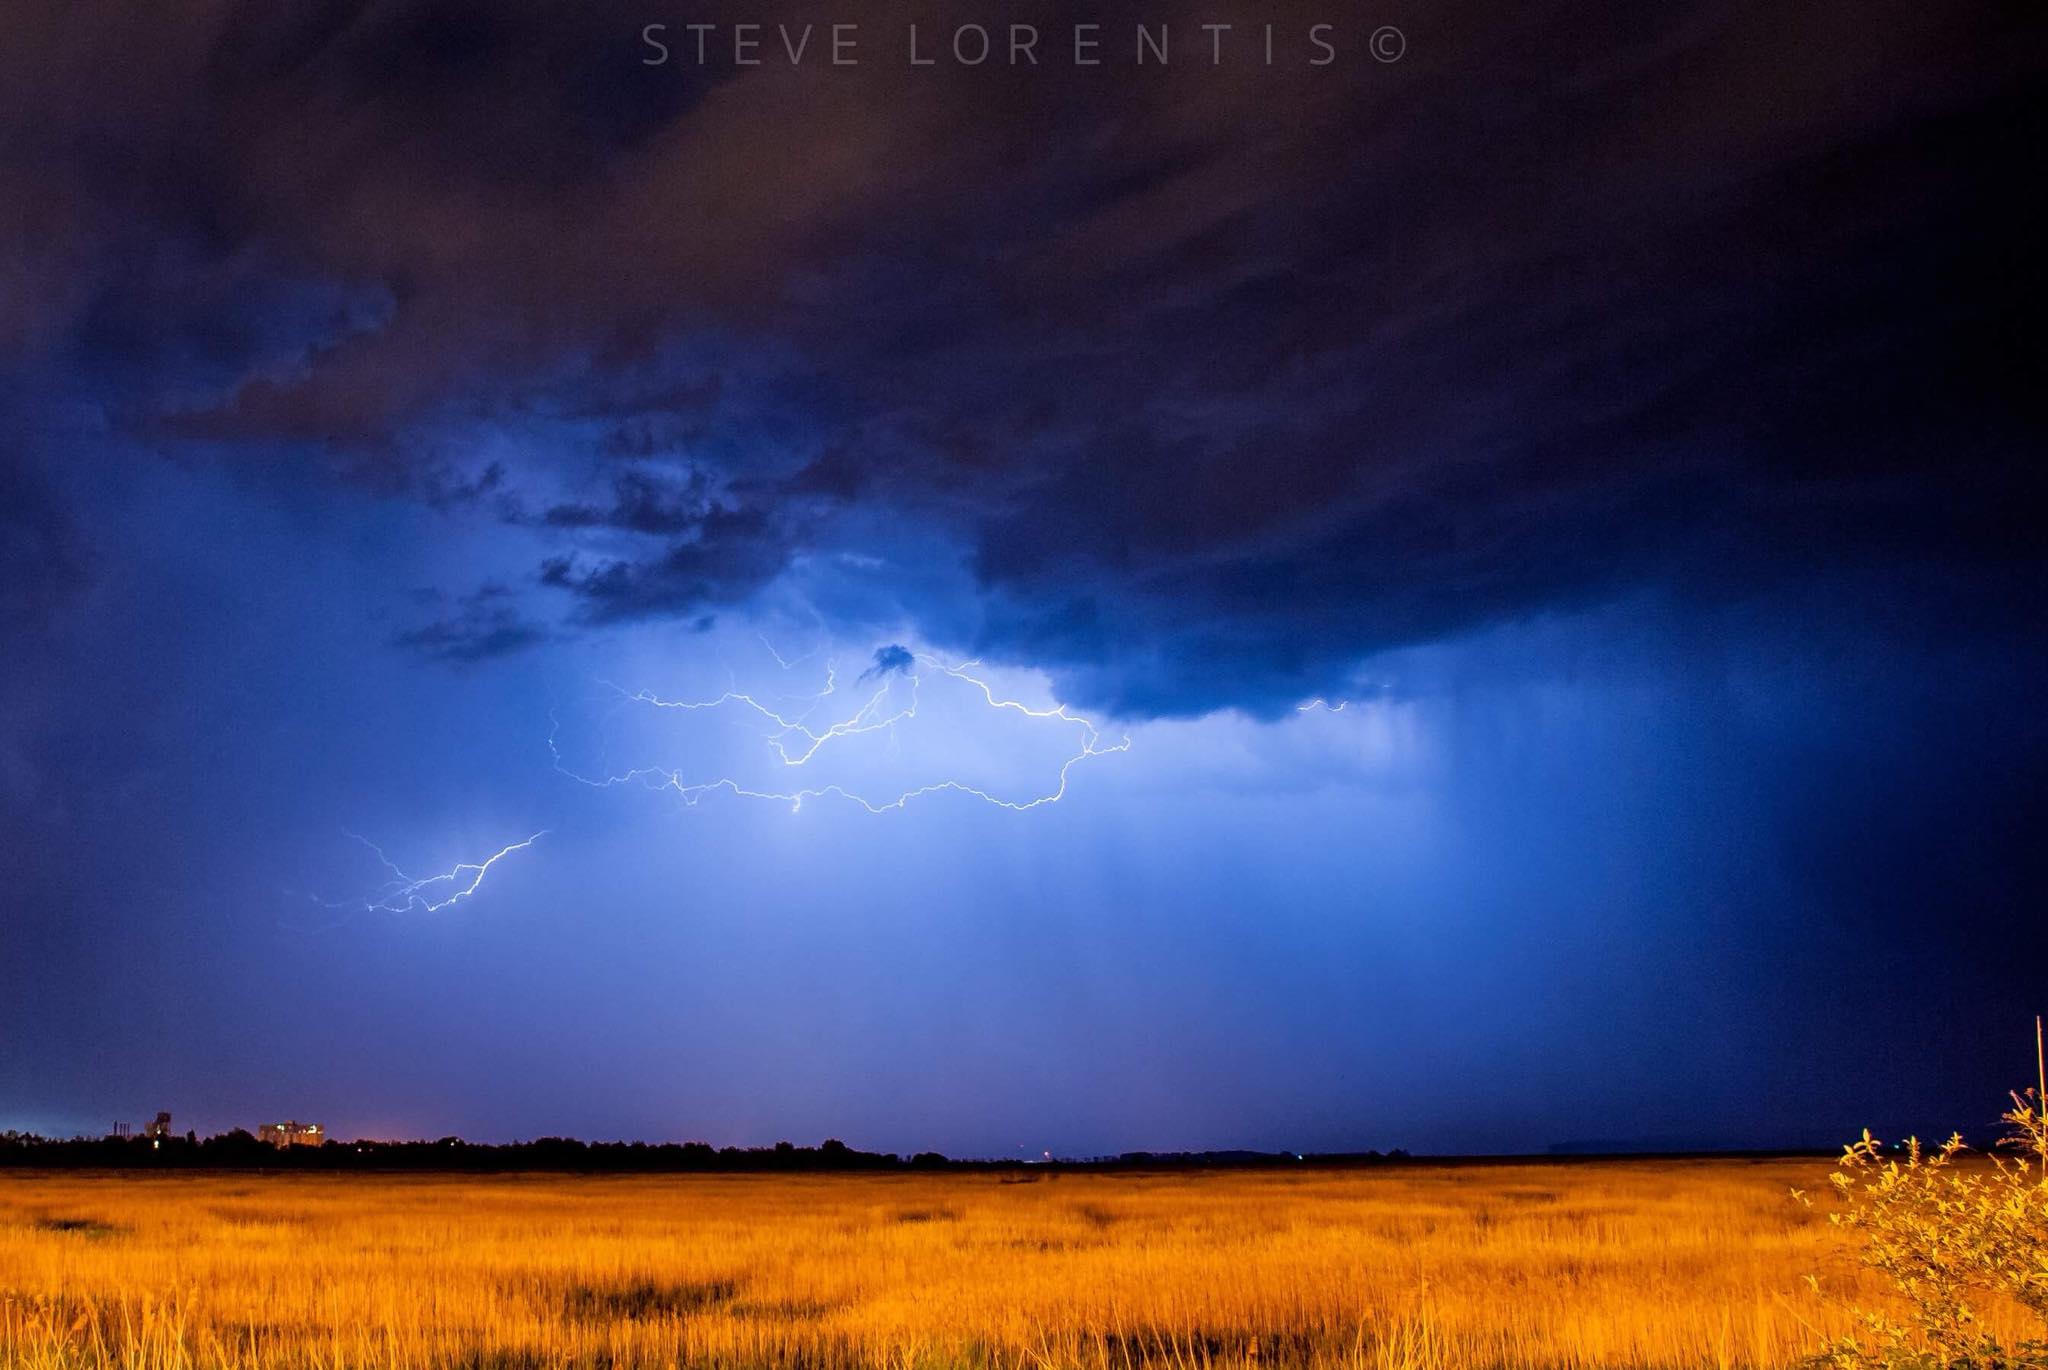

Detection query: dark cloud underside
(3, 0), (2042, 713)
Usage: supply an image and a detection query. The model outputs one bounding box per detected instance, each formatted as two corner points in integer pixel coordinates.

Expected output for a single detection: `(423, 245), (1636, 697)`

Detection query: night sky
(3, 0), (2044, 1156)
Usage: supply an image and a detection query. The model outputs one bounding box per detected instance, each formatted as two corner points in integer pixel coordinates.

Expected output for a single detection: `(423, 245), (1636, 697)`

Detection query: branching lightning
(551, 648), (1129, 814)
(319, 831), (548, 915)
(304, 647), (1117, 925)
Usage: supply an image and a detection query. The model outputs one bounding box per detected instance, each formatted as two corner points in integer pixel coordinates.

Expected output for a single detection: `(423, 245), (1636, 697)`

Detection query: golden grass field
(0, 1159), (2024, 1370)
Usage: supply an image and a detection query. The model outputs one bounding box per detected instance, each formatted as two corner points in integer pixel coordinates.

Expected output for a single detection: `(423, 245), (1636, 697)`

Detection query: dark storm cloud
(538, 504), (791, 622)
(391, 584), (547, 664)
(541, 469), (714, 536)
(859, 645), (915, 681)
(4, 0), (2042, 713)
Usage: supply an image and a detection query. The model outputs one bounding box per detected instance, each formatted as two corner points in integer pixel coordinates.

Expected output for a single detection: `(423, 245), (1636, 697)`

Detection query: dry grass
(0, 1159), (2024, 1370)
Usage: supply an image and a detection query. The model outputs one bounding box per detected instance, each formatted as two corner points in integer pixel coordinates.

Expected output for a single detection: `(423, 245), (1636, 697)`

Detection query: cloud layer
(5, 0), (2043, 714)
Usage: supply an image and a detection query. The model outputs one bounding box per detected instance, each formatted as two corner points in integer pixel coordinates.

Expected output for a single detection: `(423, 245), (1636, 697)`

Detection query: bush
(1797, 1059), (2048, 1369)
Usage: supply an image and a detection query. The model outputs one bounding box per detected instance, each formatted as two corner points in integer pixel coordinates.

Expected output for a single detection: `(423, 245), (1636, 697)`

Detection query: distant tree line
(0, 1130), (1412, 1173)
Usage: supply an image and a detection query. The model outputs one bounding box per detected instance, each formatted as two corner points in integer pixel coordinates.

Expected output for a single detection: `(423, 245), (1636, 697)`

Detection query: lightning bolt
(552, 649), (1128, 814)
(303, 646), (1118, 925)
(319, 831), (548, 914)
(755, 632), (822, 672)
(1297, 698), (1349, 712)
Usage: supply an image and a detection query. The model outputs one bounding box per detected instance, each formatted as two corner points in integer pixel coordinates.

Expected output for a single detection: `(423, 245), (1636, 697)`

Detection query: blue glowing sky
(2, 0), (2043, 1154)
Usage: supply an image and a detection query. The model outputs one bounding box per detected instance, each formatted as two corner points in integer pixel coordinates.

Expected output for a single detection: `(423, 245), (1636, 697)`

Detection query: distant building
(142, 1111), (173, 1141)
(258, 1120), (324, 1148)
